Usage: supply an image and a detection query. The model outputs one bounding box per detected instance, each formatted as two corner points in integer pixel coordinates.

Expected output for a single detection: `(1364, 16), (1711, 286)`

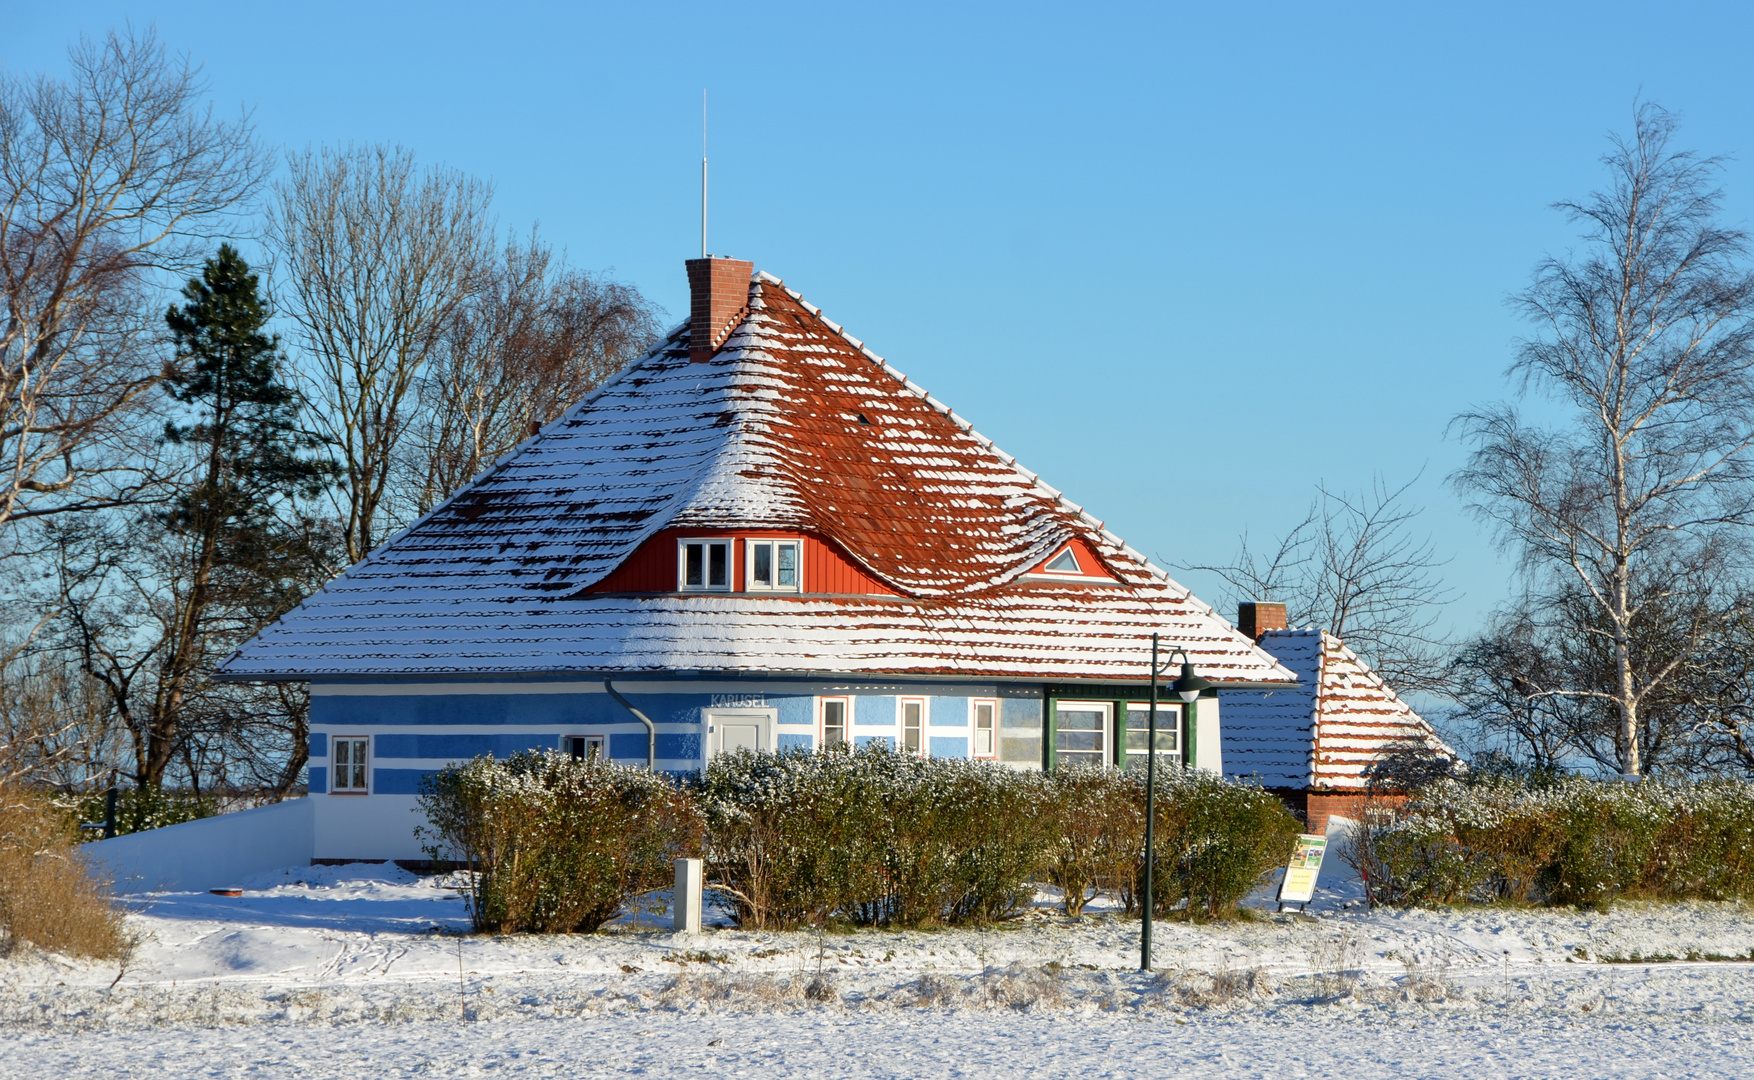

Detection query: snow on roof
(1221, 630), (1455, 790)
(219, 271), (1296, 685)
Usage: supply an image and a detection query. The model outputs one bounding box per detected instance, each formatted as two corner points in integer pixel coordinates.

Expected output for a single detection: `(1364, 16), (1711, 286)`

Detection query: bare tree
(396, 230), (661, 517)
(1190, 472), (1454, 694)
(0, 29), (264, 546)
(268, 144), (491, 562)
(1453, 103), (1754, 778)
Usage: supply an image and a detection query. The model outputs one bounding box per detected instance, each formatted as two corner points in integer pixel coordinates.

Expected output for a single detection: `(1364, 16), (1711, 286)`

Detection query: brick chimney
(685, 256), (754, 363)
(1237, 601), (1288, 640)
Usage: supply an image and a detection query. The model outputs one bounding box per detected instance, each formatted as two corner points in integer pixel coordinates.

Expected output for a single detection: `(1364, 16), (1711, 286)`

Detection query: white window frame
(899, 696), (926, 756)
(1040, 545), (1083, 575)
(745, 538), (803, 592)
(1123, 702), (1181, 770)
(332, 736), (370, 794)
(971, 698), (999, 760)
(819, 696), (851, 751)
(1054, 701), (1111, 768)
(563, 734), (605, 761)
(678, 538), (732, 592)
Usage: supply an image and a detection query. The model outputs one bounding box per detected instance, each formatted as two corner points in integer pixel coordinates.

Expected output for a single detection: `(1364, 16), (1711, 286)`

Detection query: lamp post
(1141, 632), (1212, 972)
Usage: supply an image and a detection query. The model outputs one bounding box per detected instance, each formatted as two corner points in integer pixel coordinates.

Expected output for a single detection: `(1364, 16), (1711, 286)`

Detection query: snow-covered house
(1220, 602), (1455, 833)
(218, 257), (1296, 862)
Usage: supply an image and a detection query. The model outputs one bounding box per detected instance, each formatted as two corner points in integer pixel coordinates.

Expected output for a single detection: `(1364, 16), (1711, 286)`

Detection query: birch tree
(1453, 103), (1754, 778)
(268, 144), (491, 562)
(0, 28), (264, 548)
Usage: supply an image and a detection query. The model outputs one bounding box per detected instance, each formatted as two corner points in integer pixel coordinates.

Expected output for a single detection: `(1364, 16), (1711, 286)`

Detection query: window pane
(1057, 707), (1106, 731)
(753, 543), (772, 585)
(823, 700), (846, 747)
(1059, 750), (1105, 768)
(1056, 704), (1107, 759)
(777, 543), (797, 586)
(1125, 707), (1179, 752)
(685, 543), (704, 587)
(974, 727), (993, 756)
(708, 542), (728, 587)
(353, 758), (367, 790)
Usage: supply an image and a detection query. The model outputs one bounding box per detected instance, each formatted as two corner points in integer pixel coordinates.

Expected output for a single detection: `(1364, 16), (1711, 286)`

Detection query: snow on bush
(416, 751), (703, 933)
(1354, 776), (1754, 908)
(695, 743), (1057, 930)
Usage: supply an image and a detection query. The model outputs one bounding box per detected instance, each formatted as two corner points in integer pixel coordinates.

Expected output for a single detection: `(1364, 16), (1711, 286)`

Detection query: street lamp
(1141, 632), (1212, 972)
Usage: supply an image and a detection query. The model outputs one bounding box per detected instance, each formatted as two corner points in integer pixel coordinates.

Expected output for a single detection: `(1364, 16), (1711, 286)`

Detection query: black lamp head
(1171, 659), (1213, 703)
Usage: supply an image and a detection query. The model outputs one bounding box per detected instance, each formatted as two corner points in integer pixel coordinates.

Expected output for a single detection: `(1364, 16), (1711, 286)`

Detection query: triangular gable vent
(1043, 548), (1082, 574)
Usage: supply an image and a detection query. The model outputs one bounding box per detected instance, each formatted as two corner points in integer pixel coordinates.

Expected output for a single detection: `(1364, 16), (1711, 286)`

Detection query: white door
(705, 709), (775, 760)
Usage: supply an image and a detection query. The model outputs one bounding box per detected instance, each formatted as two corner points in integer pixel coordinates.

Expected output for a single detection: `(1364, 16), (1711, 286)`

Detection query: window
(1124, 703), (1180, 771)
(332, 737), (369, 792)
(1055, 701), (1109, 768)
(679, 539), (731, 591)
(564, 734), (604, 761)
(747, 540), (801, 591)
(972, 699), (998, 759)
(1043, 546), (1082, 574)
(900, 697), (925, 755)
(820, 697), (849, 750)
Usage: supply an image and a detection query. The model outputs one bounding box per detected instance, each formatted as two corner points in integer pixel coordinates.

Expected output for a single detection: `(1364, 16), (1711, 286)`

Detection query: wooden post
(674, 858), (704, 934)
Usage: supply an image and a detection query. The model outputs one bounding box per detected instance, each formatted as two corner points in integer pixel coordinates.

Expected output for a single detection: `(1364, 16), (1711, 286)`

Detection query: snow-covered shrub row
(696, 743), (1056, 930)
(416, 745), (1302, 934)
(699, 746), (1300, 929)
(0, 783), (128, 959)
(416, 751), (704, 934)
(1355, 777), (1754, 908)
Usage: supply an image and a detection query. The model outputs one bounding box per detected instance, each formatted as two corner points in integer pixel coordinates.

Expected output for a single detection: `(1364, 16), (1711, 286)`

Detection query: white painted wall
(1195, 696), (1223, 774)
(314, 794), (428, 862)
(82, 799), (314, 892)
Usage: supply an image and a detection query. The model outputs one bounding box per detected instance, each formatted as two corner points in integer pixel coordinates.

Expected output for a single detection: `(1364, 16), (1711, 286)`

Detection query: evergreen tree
(93, 246), (332, 789)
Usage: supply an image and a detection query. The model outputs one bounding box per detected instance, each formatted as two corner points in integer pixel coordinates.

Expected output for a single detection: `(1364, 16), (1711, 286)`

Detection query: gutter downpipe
(603, 680), (657, 770)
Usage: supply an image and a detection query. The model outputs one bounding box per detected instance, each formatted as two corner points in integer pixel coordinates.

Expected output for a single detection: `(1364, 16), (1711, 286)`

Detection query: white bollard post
(673, 858), (703, 934)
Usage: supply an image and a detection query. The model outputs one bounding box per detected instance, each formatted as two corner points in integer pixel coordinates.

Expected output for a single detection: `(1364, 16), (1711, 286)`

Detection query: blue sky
(8, 2), (1754, 640)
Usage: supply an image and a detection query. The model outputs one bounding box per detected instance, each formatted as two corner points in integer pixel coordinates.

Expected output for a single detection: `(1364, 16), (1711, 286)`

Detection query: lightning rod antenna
(694, 89), (701, 255)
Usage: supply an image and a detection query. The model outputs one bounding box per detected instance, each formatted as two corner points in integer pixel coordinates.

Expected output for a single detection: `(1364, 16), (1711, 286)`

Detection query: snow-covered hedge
(696, 744), (1056, 930)
(417, 745), (1301, 934)
(1354, 777), (1754, 908)
(417, 751), (704, 934)
(698, 746), (1299, 929)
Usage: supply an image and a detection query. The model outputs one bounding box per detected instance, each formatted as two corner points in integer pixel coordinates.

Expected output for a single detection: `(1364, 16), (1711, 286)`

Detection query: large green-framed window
(1044, 688), (1204, 772)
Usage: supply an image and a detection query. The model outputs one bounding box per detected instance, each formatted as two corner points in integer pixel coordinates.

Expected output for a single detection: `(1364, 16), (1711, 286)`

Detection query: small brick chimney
(686, 256), (754, 363)
(1237, 601), (1288, 640)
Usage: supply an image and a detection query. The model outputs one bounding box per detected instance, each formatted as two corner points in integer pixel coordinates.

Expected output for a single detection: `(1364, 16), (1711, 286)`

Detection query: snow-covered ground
(3, 862), (1752, 1078)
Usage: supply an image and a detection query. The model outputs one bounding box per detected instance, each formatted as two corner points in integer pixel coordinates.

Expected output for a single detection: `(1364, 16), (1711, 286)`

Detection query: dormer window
(747, 539), (801, 591)
(679, 539), (731, 591)
(1042, 546), (1082, 574)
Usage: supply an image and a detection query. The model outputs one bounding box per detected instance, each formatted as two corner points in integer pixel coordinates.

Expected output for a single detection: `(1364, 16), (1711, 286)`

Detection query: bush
(74, 784), (215, 840)
(417, 751), (704, 934)
(1047, 766), (1143, 916)
(1145, 770), (1303, 920)
(1357, 776), (1754, 908)
(0, 783), (129, 960)
(696, 744), (1058, 930)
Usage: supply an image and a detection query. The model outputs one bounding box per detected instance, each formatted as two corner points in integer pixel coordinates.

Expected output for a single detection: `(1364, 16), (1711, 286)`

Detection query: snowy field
(3, 863), (1753, 1078)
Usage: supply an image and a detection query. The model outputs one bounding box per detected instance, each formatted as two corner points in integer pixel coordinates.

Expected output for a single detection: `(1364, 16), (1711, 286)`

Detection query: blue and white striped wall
(305, 679), (1045, 861)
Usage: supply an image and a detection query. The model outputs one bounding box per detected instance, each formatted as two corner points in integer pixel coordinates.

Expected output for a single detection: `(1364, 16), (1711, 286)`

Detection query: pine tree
(128, 246), (331, 788)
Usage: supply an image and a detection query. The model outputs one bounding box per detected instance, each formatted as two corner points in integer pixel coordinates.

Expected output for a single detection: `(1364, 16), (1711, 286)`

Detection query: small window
(1043, 546), (1082, 574)
(900, 697), (925, 755)
(332, 737), (370, 793)
(1124, 703), (1180, 771)
(1055, 701), (1109, 768)
(564, 734), (604, 761)
(679, 539), (731, 591)
(820, 697), (849, 750)
(972, 699), (998, 759)
(747, 540), (801, 591)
